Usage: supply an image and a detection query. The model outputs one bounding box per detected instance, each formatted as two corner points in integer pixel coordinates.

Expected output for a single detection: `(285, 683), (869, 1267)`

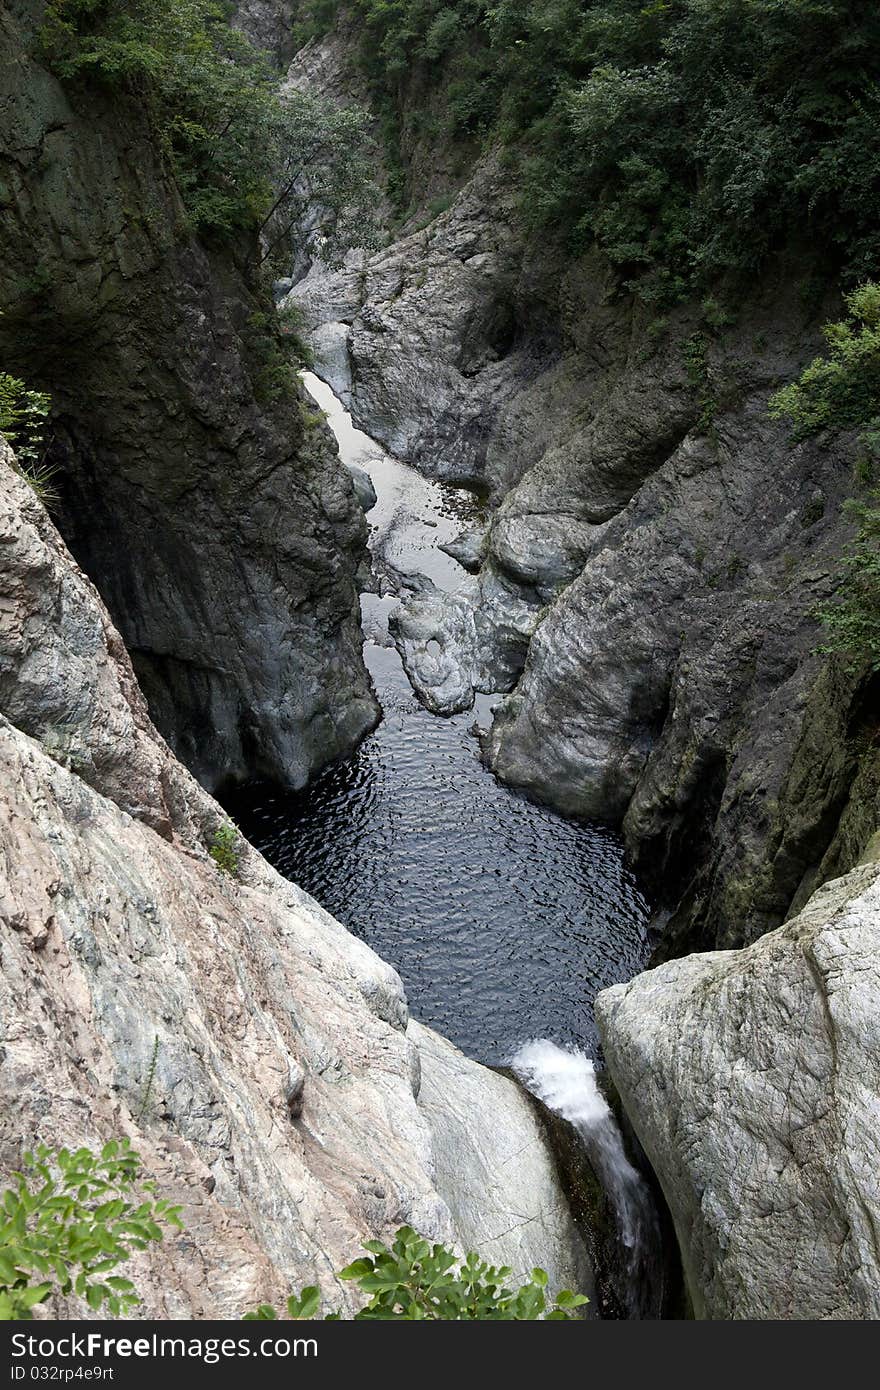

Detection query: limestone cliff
(0, 0), (378, 795)
(0, 445), (590, 1316)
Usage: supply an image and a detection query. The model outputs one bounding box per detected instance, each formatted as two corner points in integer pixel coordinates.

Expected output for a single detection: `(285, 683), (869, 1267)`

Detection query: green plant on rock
(209, 822), (240, 876)
(682, 332), (717, 433)
(0, 371), (58, 507)
(298, 0), (880, 303)
(0, 1140), (182, 1320)
(244, 1224), (588, 1321)
(818, 491), (880, 672)
(769, 283), (880, 442)
(770, 284), (880, 670)
(136, 1035), (161, 1123)
(41, 0), (380, 249)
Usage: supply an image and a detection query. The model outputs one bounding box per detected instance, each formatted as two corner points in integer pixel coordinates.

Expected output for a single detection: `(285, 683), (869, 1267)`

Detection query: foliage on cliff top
(770, 283), (880, 673)
(0, 1141), (182, 1320)
(40, 0), (378, 249)
(245, 1224), (589, 1319)
(296, 0), (880, 304)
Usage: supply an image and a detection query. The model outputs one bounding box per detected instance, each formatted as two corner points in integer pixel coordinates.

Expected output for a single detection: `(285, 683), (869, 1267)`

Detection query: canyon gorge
(1, 0), (878, 1323)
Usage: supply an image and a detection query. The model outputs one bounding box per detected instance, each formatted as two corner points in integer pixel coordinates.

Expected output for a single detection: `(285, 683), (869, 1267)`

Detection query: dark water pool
(227, 374), (651, 1066)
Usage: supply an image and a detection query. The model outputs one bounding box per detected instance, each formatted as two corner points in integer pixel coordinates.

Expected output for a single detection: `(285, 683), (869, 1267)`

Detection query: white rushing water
(512, 1039), (662, 1318)
(301, 369), (500, 720)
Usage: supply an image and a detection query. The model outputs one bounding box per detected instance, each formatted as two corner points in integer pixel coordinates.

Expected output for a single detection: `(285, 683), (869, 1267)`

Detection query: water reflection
(228, 374), (651, 1064)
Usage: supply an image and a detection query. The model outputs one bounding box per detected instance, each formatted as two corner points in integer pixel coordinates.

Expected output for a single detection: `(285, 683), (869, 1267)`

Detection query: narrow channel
(229, 373), (651, 1066)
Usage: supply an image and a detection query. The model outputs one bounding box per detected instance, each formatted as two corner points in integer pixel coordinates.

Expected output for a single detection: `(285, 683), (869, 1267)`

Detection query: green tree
(769, 283), (880, 440)
(0, 1141), (182, 1320)
(0, 371), (58, 507)
(295, 0), (880, 302)
(770, 284), (880, 671)
(41, 0), (379, 246)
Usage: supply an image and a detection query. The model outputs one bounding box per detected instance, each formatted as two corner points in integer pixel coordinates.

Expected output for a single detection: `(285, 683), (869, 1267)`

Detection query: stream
(229, 372), (652, 1065)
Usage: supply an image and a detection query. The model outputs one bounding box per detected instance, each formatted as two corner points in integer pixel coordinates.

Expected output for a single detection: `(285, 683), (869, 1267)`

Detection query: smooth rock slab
(596, 859), (880, 1320)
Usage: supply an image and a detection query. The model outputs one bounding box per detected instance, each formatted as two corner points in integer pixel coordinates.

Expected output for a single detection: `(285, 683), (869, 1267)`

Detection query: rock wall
(232, 0), (298, 67)
(596, 851), (880, 1320)
(286, 26), (878, 950)
(0, 446), (590, 1316)
(0, 0), (378, 795)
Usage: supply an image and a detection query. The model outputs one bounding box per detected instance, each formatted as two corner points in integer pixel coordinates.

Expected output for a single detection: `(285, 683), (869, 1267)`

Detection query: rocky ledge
(596, 849), (880, 1320)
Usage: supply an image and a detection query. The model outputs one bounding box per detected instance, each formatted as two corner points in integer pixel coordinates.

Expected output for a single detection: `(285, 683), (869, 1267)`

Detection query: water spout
(512, 1038), (662, 1318)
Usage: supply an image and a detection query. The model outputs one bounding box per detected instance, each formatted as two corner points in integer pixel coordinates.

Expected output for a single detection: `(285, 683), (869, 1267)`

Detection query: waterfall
(512, 1038), (662, 1319)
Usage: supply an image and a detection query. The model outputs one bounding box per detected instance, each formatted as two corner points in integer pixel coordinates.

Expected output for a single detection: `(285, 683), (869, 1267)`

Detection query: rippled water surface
(229, 374), (650, 1064)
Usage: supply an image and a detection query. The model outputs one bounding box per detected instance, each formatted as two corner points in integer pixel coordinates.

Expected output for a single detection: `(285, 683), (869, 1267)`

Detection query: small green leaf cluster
(244, 1285), (320, 1322)
(208, 823), (240, 876)
(769, 283), (880, 441)
(770, 285), (880, 670)
(817, 492), (880, 672)
(245, 1225), (589, 1321)
(0, 1141), (182, 1321)
(0, 373), (51, 464)
(0, 371), (58, 507)
(682, 333), (717, 434)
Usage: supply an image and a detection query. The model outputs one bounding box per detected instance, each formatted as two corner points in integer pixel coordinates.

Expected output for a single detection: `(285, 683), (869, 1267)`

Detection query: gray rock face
(289, 159), (549, 485)
(439, 525), (488, 573)
(232, 0), (297, 67)
(391, 566), (541, 715)
(288, 52), (877, 947)
(347, 461), (377, 512)
(0, 448), (589, 1316)
(596, 855), (880, 1320)
(0, 1), (378, 796)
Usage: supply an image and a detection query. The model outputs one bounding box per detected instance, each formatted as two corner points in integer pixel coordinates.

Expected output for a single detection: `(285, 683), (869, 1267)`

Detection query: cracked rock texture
(0, 450), (589, 1317)
(0, 0), (378, 795)
(596, 853), (880, 1320)
(232, 0), (297, 67)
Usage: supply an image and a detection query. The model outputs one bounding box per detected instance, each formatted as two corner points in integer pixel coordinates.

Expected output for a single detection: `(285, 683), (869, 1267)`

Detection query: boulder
(596, 857), (880, 1320)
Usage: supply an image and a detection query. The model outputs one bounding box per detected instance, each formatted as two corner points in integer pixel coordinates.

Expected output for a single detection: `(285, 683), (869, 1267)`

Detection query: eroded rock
(0, 2), (378, 795)
(596, 856), (880, 1320)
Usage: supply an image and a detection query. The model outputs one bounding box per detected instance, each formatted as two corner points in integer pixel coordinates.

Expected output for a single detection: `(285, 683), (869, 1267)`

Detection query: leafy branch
(0, 1141), (182, 1321)
(244, 1225), (588, 1321)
